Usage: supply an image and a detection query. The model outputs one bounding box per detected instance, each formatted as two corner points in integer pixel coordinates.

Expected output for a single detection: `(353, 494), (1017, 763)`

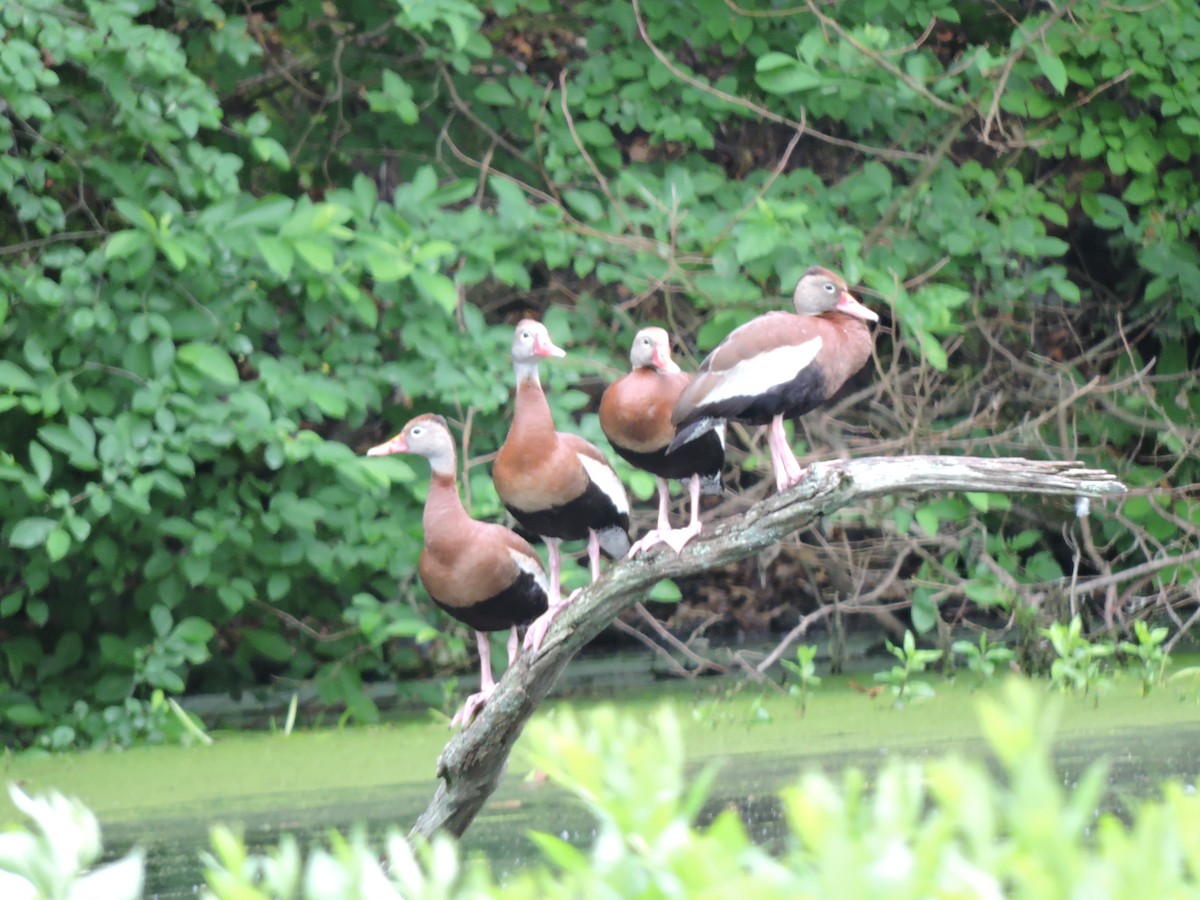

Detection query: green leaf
(251, 137), (291, 170)
(177, 342), (240, 387)
(4, 704), (47, 726)
(911, 590), (938, 633)
(151, 604), (173, 637)
(755, 53), (822, 94)
(563, 189), (604, 221)
(474, 80), (514, 106)
(411, 270), (458, 315)
(174, 616), (216, 645)
(293, 238), (334, 273)
(964, 492), (990, 512)
(1033, 46), (1068, 94)
(242, 627), (294, 662)
(9, 517), (57, 549)
(917, 330), (949, 371)
(104, 229), (149, 260)
(0, 361), (36, 393)
(45, 528), (71, 562)
(158, 235), (188, 270)
(255, 235), (295, 279)
(649, 579), (682, 603)
(365, 251), (412, 283)
(735, 220), (780, 264)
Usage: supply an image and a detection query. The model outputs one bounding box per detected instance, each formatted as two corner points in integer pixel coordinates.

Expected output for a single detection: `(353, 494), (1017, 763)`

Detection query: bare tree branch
(409, 454), (1125, 841)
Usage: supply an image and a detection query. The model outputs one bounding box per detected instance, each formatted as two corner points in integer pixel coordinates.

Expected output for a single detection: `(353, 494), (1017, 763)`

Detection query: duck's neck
(509, 365), (557, 444)
(422, 472), (472, 553)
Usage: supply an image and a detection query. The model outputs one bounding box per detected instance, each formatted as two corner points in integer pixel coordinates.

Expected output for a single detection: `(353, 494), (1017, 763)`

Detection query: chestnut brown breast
(600, 367), (691, 454)
(418, 473), (547, 630)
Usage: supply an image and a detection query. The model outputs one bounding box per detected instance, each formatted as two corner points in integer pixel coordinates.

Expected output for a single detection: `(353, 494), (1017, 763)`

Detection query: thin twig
(632, 602), (728, 675)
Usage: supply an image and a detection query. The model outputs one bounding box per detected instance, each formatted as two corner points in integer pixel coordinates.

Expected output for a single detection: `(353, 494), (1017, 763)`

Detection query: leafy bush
(11, 679), (1200, 898)
(2, 0), (1198, 743)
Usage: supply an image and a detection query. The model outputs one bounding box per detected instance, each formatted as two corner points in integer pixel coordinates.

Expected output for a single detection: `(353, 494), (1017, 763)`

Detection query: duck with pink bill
(492, 319), (630, 654)
(600, 326), (724, 556)
(669, 266), (879, 493)
(366, 414), (549, 728)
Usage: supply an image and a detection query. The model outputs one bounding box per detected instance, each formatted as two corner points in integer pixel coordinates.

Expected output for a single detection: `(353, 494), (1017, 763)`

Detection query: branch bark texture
(409, 455), (1126, 840)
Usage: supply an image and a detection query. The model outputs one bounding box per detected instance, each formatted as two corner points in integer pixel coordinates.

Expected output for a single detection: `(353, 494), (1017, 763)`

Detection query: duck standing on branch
(366, 415), (549, 728)
(669, 266), (879, 493)
(493, 319), (631, 653)
(600, 327), (724, 556)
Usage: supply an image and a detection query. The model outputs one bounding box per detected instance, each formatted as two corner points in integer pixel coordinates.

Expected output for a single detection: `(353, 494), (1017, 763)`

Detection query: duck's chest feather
(417, 476), (548, 629)
(600, 368), (690, 454)
(493, 380), (591, 511)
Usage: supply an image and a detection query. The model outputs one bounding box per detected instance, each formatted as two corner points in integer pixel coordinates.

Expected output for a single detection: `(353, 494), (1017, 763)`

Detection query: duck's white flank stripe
(508, 548), (549, 594)
(578, 453), (630, 515)
(702, 337), (823, 406)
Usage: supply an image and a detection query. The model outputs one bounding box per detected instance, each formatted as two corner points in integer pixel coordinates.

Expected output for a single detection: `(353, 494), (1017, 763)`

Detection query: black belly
(505, 479), (630, 546)
(692, 365), (829, 426)
(611, 431), (724, 482)
(431, 569), (548, 632)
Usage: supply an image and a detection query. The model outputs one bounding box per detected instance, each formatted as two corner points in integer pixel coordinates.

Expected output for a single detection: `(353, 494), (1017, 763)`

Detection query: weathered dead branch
(409, 454), (1125, 841)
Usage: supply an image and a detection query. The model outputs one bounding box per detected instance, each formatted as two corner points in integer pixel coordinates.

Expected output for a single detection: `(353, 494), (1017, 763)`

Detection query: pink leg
(764, 422), (787, 488)
(451, 631), (495, 729)
(507, 626), (520, 665)
(633, 475), (704, 556)
(769, 415), (805, 491)
(546, 537), (563, 606)
(587, 529), (602, 581)
(524, 538), (580, 654)
(629, 478), (671, 557)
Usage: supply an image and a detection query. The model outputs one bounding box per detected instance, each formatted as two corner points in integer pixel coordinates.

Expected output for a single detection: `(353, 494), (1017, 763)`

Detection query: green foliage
(780, 644), (821, 716)
(2, 0), (1198, 742)
(952, 632), (1016, 683)
(874, 630), (944, 704)
(1042, 615), (1115, 698)
(0, 785), (143, 899)
(1117, 620), (1170, 697)
(15, 680), (1200, 898)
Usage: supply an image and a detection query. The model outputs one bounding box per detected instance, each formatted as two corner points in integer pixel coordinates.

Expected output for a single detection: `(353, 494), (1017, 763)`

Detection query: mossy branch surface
(410, 455), (1126, 840)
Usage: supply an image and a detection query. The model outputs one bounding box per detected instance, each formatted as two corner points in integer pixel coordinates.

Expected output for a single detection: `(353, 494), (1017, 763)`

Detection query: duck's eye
(521, 330), (530, 339)
(823, 281), (835, 293)
(411, 427), (423, 437)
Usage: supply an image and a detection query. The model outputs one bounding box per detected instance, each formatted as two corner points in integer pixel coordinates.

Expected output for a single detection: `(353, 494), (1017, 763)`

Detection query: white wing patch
(508, 547), (549, 594)
(578, 453), (630, 515)
(702, 337), (823, 406)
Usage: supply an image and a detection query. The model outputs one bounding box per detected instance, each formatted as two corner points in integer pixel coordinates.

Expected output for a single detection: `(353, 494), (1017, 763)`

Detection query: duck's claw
(449, 685), (495, 729)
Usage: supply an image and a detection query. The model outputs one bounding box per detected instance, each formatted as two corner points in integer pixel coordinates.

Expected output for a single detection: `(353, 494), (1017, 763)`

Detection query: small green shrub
(952, 632), (1016, 683)
(780, 644), (822, 716)
(1118, 621), (1171, 697)
(874, 630), (944, 705)
(1042, 615), (1115, 698)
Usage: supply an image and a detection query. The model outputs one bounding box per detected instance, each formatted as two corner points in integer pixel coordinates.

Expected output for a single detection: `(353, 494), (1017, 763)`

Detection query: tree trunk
(409, 455), (1125, 840)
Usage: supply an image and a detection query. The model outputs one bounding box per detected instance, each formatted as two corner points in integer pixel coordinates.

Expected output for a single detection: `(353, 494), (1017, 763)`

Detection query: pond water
(5, 673), (1200, 897)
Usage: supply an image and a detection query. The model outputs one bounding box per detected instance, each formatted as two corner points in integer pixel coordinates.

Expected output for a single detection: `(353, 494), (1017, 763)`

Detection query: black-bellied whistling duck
(493, 319), (630, 652)
(599, 327), (724, 556)
(367, 414), (548, 728)
(669, 266), (878, 493)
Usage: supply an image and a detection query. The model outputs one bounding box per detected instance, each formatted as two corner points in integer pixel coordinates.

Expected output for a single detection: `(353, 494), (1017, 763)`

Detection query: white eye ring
(411, 427), (423, 436)
(823, 282), (835, 292)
